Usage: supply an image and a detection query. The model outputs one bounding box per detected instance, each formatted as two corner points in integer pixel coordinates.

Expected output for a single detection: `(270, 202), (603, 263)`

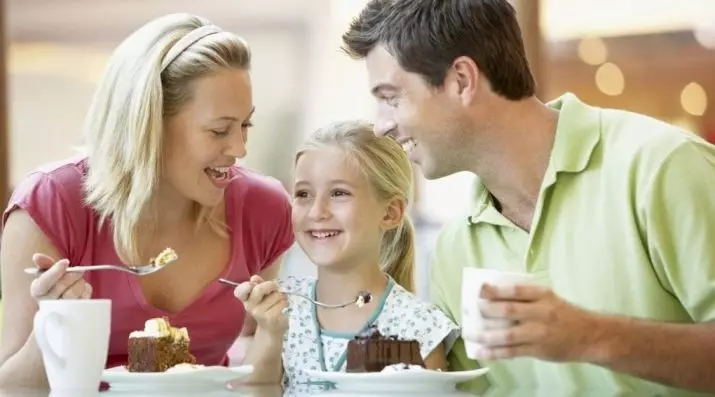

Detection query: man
(341, 0), (715, 395)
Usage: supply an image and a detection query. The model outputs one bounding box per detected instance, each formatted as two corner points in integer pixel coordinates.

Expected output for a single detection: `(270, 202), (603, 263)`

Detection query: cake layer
(346, 338), (424, 372)
(127, 317), (195, 372)
(345, 325), (425, 373)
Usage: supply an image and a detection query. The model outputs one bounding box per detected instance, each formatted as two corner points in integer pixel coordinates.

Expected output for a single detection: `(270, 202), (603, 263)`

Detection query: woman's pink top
(2, 157), (294, 368)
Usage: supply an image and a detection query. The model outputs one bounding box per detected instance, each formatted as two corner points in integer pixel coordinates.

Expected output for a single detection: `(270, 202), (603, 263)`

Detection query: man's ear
(447, 55), (481, 106)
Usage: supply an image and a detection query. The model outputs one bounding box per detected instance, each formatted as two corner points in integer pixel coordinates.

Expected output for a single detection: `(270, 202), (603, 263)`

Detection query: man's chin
(418, 164), (456, 181)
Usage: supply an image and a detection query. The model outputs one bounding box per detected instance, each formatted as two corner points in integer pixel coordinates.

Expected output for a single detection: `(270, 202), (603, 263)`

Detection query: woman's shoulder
(223, 165), (294, 249)
(226, 165), (290, 204)
(14, 156), (88, 193)
(2, 156), (94, 262)
(219, 166), (295, 275)
(5, 156), (90, 220)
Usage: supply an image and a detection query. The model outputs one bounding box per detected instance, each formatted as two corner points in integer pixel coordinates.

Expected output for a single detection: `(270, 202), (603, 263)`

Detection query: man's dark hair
(342, 0), (535, 100)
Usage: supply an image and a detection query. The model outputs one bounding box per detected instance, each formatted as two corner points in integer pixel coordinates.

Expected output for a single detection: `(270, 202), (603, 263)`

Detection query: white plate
(305, 368), (489, 393)
(102, 365), (254, 391)
(312, 391), (476, 397)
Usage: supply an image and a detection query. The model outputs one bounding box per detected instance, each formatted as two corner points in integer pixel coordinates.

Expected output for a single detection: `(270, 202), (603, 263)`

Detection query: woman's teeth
(205, 166), (229, 180)
(401, 139), (417, 153)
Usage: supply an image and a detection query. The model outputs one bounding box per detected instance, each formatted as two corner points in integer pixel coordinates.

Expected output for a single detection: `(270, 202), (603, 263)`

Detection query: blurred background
(0, 0), (714, 302)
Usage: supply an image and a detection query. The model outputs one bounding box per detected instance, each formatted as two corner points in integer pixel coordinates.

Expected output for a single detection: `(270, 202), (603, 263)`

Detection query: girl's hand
(234, 275), (288, 337)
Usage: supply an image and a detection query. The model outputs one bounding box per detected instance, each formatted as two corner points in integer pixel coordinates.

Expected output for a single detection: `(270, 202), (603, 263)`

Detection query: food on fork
(150, 247), (178, 267)
(127, 317), (196, 372)
(346, 324), (425, 372)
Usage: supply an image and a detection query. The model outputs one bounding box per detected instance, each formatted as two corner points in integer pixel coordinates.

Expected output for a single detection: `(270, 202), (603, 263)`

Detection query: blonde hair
(295, 120), (416, 292)
(81, 13), (251, 264)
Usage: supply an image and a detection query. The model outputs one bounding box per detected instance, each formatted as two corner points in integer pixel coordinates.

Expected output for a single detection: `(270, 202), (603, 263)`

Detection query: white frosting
(128, 330), (160, 338)
(166, 363), (204, 372)
(129, 319), (164, 338)
(380, 364), (426, 373)
(128, 318), (188, 340)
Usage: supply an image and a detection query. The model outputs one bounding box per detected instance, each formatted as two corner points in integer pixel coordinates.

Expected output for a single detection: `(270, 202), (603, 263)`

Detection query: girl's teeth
(312, 231), (339, 239)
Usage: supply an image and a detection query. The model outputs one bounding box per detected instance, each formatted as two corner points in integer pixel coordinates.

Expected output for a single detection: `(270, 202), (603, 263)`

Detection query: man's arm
(474, 140), (715, 393)
(588, 314), (715, 391)
(477, 284), (715, 393)
(590, 139), (715, 392)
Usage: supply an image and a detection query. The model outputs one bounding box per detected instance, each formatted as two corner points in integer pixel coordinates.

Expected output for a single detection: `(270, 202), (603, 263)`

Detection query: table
(0, 386), (649, 397)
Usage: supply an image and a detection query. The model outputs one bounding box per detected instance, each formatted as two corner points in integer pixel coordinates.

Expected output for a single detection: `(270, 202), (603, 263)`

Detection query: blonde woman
(235, 121), (459, 386)
(0, 14), (293, 387)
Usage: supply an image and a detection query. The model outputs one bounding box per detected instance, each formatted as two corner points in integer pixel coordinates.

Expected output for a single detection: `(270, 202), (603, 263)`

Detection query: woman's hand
(234, 275), (288, 337)
(29, 253), (92, 300)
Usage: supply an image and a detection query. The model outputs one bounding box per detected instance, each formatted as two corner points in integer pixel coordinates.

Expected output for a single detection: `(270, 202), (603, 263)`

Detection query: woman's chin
(189, 191), (224, 209)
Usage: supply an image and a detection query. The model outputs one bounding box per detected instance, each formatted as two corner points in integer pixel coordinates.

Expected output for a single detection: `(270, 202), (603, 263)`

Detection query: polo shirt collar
(468, 93), (602, 224)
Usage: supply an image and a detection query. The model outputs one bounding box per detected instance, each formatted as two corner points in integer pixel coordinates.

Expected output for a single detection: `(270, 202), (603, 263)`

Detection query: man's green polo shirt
(431, 93), (715, 395)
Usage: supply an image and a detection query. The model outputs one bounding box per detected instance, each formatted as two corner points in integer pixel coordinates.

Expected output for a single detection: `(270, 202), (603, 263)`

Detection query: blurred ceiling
(6, 0), (314, 43)
(542, 0), (715, 39)
(9, 0), (715, 43)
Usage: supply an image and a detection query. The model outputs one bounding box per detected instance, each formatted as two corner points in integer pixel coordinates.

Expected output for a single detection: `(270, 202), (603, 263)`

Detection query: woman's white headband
(161, 25), (222, 71)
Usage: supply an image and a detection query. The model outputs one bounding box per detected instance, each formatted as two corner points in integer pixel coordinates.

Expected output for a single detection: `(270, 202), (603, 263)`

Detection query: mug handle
(33, 310), (66, 369)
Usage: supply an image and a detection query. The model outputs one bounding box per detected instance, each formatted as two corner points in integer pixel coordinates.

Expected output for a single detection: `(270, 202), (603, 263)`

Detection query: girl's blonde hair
(295, 120), (416, 292)
(81, 13), (251, 264)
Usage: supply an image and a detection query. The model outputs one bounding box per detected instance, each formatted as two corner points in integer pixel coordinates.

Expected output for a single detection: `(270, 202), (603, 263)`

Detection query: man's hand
(463, 282), (602, 362)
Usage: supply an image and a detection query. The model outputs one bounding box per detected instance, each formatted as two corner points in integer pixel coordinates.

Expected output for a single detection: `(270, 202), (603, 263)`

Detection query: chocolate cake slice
(346, 324), (425, 372)
(127, 317), (196, 372)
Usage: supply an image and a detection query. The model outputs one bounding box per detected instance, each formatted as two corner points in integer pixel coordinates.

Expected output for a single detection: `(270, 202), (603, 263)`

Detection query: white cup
(461, 268), (536, 359)
(34, 299), (111, 390)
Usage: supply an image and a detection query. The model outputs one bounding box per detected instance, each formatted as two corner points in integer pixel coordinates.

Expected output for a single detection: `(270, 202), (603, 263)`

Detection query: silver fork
(24, 262), (174, 277)
(217, 278), (371, 310)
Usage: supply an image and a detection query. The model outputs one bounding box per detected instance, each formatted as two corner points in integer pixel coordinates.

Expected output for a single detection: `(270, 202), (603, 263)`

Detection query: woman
(0, 13), (294, 387)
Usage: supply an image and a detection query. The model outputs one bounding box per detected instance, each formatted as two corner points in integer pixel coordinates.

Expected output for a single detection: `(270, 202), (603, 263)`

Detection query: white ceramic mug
(461, 267), (536, 359)
(34, 299), (111, 390)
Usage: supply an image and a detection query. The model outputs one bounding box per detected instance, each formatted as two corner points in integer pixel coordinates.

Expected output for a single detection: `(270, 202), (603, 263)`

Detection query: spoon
(23, 248), (178, 277)
(218, 278), (372, 310)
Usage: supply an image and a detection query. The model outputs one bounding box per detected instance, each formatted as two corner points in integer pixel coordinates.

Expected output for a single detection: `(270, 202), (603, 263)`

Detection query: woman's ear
(381, 197), (405, 231)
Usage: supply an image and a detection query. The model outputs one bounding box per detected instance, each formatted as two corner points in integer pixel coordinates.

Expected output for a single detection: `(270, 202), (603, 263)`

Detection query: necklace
(310, 277), (395, 372)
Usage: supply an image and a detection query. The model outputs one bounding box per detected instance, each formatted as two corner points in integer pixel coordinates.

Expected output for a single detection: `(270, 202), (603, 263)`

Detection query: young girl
(235, 120), (459, 386)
